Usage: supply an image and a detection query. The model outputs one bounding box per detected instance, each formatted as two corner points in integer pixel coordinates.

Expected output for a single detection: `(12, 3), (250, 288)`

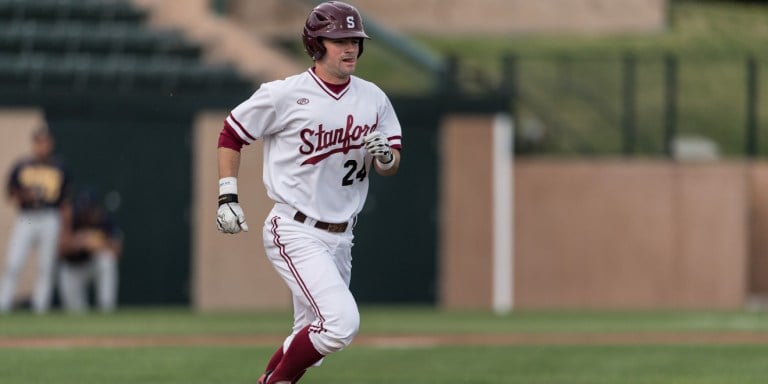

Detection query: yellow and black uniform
(0, 154), (71, 313)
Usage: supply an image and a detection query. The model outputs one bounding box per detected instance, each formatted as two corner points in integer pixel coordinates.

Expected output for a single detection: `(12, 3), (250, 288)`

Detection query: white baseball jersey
(226, 68), (402, 223)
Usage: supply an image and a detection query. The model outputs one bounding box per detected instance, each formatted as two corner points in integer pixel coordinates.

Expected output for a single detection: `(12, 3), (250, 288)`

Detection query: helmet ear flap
(357, 38), (364, 58)
(312, 37), (326, 60)
(302, 34), (326, 60)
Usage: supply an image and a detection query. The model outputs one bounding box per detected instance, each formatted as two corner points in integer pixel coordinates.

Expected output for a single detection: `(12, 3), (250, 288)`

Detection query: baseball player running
(216, 2), (402, 383)
(0, 126), (71, 314)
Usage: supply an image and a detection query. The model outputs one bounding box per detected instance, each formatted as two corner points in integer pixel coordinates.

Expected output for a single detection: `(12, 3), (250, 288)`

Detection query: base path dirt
(3, 332), (768, 348)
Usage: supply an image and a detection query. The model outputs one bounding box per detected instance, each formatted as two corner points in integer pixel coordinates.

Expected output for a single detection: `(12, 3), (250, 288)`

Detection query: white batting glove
(364, 131), (393, 164)
(217, 194), (249, 234)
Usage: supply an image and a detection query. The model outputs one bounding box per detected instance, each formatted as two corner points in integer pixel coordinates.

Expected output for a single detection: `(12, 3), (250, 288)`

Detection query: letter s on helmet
(302, 1), (370, 61)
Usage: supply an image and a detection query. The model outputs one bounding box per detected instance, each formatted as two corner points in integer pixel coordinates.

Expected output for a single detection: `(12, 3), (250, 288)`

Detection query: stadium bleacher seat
(0, 0), (145, 24)
(0, 21), (201, 57)
(0, 0), (253, 94)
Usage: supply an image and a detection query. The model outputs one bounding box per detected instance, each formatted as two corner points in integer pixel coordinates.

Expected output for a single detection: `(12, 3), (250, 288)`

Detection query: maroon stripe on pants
(270, 216), (326, 332)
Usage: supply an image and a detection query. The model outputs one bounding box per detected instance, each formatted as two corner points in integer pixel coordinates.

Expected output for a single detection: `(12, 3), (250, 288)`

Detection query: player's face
(316, 38), (361, 83)
(32, 133), (54, 160)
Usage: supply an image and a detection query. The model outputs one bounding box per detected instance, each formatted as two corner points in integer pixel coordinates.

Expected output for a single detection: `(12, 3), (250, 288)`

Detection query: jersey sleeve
(225, 83), (282, 144)
(218, 122), (247, 151)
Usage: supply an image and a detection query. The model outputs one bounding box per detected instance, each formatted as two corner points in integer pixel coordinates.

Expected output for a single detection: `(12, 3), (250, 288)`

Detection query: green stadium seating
(0, 21), (201, 58)
(0, 52), (248, 93)
(0, 0), (254, 94)
(0, 0), (145, 23)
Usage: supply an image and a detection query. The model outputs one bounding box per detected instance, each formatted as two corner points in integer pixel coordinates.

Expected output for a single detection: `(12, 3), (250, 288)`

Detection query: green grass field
(2, 307), (768, 383)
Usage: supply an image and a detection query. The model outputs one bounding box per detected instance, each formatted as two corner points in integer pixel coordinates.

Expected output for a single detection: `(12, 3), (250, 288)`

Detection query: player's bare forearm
(58, 227), (75, 254)
(374, 149), (400, 176)
(107, 238), (123, 257)
(218, 147), (242, 178)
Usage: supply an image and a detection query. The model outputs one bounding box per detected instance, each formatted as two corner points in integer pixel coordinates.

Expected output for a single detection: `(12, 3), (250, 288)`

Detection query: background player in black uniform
(0, 126), (72, 314)
(58, 187), (122, 313)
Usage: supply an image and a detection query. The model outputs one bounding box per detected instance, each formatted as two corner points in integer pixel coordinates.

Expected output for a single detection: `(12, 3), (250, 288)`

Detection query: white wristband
(376, 156), (396, 171)
(219, 177), (238, 195)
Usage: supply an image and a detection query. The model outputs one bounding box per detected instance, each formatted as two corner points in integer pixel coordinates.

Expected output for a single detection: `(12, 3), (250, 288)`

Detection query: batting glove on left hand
(217, 194), (249, 234)
(364, 131), (393, 164)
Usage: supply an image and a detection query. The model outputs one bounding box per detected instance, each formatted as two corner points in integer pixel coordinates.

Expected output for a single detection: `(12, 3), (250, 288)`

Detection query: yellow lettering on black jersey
(19, 165), (64, 203)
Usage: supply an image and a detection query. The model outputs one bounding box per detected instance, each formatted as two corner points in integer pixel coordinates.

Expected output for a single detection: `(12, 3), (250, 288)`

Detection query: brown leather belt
(293, 211), (348, 233)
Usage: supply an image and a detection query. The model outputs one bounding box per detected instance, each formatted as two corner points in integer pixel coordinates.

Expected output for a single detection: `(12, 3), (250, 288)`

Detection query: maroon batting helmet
(302, 1), (370, 61)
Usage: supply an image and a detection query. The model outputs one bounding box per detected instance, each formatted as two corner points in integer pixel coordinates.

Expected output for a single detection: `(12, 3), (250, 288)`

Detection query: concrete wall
(228, 0), (667, 37)
(439, 115), (496, 309)
(439, 117), (752, 310)
(749, 164), (768, 296)
(513, 160), (748, 310)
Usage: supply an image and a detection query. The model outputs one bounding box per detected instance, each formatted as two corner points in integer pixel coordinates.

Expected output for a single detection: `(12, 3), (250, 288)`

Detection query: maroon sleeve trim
(388, 135), (402, 151)
(218, 121), (248, 152)
(229, 113), (257, 141)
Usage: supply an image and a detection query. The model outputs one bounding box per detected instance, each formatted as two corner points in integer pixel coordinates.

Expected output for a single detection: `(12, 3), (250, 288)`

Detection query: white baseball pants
(262, 203), (360, 356)
(58, 249), (118, 313)
(0, 209), (61, 314)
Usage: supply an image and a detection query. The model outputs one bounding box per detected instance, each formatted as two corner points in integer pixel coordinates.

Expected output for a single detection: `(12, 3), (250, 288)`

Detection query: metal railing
(486, 53), (765, 158)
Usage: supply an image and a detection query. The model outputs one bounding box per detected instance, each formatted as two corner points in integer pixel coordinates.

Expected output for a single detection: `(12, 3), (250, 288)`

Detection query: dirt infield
(3, 332), (768, 348)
